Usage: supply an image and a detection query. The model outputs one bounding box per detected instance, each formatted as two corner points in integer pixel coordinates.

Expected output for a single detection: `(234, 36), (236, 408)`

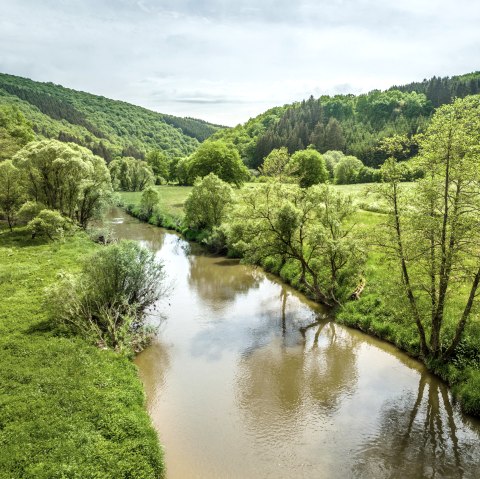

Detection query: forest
(214, 71), (480, 169)
(0, 72), (222, 162)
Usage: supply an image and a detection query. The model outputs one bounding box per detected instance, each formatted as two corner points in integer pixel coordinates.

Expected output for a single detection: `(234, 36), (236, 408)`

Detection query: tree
(184, 173), (234, 230)
(146, 150), (169, 183)
(226, 182), (362, 305)
(109, 157), (154, 192)
(334, 155), (364, 184)
(0, 160), (24, 230)
(13, 140), (112, 228)
(323, 150), (345, 179)
(259, 147), (290, 180)
(187, 140), (249, 186)
(288, 147), (328, 187)
(324, 118), (345, 152)
(140, 186), (160, 219)
(48, 241), (165, 351)
(377, 97), (480, 360)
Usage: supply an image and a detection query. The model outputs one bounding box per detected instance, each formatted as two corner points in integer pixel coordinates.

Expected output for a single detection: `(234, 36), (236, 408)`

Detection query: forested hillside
(215, 71), (480, 168)
(0, 73), (223, 161)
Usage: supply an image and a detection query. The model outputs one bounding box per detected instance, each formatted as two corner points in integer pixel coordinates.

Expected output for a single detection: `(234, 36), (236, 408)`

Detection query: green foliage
(334, 155), (364, 184)
(146, 149), (170, 184)
(49, 240), (165, 352)
(184, 173), (234, 230)
(0, 159), (24, 230)
(140, 186), (160, 219)
(226, 182), (362, 304)
(0, 72), (222, 160)
(259, 147), (290, 179)
(187, 140), (249, 186)
(288, 147), (328, 187)
(0, 104), (34, 160)
(109, 157), (154, 192)
(27, 209), (72, 241)
(17, 200), (45, 224)
(0, 231), (163, 477)
(14, 139), (112, 227)
(375, 95), (480, 360)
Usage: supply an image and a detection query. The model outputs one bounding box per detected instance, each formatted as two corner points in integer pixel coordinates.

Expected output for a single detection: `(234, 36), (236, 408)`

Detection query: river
(107, 208), (480, 479)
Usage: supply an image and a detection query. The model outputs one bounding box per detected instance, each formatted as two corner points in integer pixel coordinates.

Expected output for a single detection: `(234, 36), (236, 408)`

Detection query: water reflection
(353, 369), (479, 479)
(187, 254), (261, 306)
(237, 320), (358, 428)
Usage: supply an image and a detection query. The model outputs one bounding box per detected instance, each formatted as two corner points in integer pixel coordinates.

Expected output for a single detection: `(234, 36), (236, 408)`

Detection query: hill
(0, 72), (223, 161)
(213, 71), (480, 168)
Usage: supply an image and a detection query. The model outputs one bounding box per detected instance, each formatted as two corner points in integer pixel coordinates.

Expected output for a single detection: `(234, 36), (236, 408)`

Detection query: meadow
(0, 228), (164, 478)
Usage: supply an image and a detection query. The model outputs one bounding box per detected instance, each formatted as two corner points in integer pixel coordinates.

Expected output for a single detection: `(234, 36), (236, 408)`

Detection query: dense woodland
(214, 71), (480, 169)
(0, 73), (222, 162)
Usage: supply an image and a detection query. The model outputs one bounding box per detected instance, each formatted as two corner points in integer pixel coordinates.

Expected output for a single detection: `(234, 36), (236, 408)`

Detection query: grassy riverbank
(120, 183), (480, 416)
(0, 228), (164, 478)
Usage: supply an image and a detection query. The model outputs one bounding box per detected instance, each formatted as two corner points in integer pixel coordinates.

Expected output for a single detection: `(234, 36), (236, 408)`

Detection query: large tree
(378, 97), (480, 360)
(184, 173), (233, 230)
(187, 140), (249, 186)
(288, 147), (328, 187)
(13, 139), (112, 228)
(227, 182), (362, 305)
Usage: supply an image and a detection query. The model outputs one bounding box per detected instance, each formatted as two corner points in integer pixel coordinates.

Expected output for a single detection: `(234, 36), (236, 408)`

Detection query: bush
(17, 201), (46, 224)
(48, 241), (165, 352)
(27, 209), (72, 240)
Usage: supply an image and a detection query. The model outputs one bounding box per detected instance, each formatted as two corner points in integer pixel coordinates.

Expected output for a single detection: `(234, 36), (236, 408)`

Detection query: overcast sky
(1, 0), (479, 126)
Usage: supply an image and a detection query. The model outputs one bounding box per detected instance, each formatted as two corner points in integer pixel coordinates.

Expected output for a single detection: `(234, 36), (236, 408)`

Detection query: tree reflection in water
(353, 368), (480, 479)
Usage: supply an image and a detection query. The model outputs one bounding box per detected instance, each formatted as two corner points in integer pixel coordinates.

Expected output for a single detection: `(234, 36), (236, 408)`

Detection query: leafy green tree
(187, 140), (249, 186)
(109, 157), (154, 191)
(48, 241), (165, 351)
(334, 156), (364, 184)
(0, 160), (24, 230)
(0, 105), (34, 161)
(17, 200), (45, 224)
(288, 147), (328, 187)
(146, 150), (169, 183)
(184, 173), (234, 230)
(13, 139), (112, 227)
(377, 96), (480, 359)
(226, 182), (361, 305)
(140, 186), (160, 219)
(259, 147), (290, 180)
(323, 150), (345, 179)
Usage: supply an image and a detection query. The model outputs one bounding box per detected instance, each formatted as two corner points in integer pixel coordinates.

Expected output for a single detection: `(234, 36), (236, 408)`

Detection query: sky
(0, 0), (479, 126)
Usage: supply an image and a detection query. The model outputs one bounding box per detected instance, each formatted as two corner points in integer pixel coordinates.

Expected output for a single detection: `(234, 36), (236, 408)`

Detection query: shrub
(27, 209), (72, 240)
(17, 200), (46, 224)
(48, 241), (165, 352)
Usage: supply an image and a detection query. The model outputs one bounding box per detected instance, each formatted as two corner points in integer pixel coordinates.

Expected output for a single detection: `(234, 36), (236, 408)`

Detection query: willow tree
(13, 140), (112, 228)
(378, 97), (480, 360)
(227, 182), (362, 306)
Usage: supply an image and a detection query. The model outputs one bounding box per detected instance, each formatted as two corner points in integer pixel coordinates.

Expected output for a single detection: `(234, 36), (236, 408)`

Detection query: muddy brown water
(107, 208), (480, 479)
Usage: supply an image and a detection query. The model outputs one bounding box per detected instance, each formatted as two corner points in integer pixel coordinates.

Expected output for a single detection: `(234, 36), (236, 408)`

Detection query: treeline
(392, 71), (480, 108)
(0, 72), (222, 161)
(214, 71), (480, 170)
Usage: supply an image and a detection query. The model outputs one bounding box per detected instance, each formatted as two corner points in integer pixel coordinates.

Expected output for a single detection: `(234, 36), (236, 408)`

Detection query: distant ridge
(0, 72), (224, 161)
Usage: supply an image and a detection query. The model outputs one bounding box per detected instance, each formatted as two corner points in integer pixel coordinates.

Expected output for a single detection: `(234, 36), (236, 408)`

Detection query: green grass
(0, 228), (164, 478)
(119, 185), (193, 218)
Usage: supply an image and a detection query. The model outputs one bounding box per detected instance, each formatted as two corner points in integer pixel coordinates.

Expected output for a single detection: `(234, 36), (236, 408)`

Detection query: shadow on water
(353, 369), (480, 479)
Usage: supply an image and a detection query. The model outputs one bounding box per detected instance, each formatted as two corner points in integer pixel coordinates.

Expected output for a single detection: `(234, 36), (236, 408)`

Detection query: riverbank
(120, 184), (480, 417)
(0, 227), (164, 478)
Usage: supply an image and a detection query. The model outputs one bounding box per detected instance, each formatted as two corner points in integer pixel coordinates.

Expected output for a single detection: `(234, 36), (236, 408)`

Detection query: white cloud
(0, 0), (479, 125)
